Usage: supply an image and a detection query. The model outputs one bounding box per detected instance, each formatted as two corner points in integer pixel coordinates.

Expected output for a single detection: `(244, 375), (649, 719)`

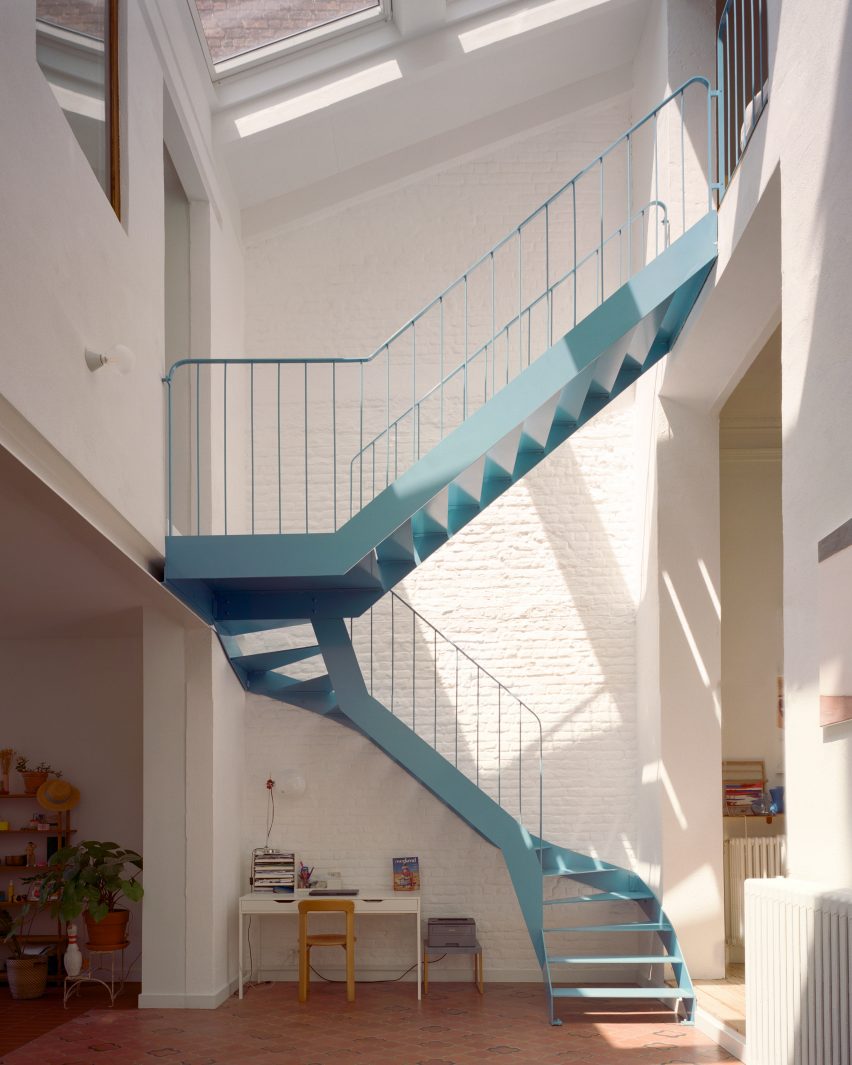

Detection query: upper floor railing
(164, 77), (720, 537)
(717, 0), (769, 191)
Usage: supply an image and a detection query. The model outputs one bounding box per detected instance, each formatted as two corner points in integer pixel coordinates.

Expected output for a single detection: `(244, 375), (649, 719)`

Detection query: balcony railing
(717, 0), (769, 192)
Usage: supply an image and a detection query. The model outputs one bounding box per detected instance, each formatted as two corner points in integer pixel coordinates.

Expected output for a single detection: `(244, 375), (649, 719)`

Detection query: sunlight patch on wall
(235, 59), (402, 137)
(458, 0), (609, 53)
(662, 569), (711, 689)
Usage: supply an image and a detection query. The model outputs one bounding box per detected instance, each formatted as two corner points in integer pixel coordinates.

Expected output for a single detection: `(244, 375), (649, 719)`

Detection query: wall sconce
(85, 344), (135, 374)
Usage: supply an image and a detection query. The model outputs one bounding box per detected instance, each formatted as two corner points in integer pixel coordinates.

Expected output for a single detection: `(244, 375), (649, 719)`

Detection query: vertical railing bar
(223, 363), (228, 535)
(476, 670), (480, 788)
(545, 202), (551, 347)
(733, 3), (739, 171)
(412, 609), (416, 733)
(434, 629), (437, 749)
(517, 229), (522, 376)
(570, 183), (579, 325)
(359, 362), (364, 513)
(166, 378), (173, 536)
(394, 423), (398, 480)
(498, 686), (502, 807)
(527, 311), (531, 369)
(681, 91), (686, 236)
(518, 703), (522, 822)
(391, 593), (395, 714)
(439, 298), (444, 440)
(619, 227), (623, 287)
(386, 347), (390, 487)
(277, 364), (282, 534)
(490, 252), (496, 398)
(626, 132), (632, 279)
(332, 364), (337, 530)
(455, 647), (459, 767)
(412, 323), (417, 464)
(304, 363), (309, 533)
(599, 157), (604, 302)
(740, 0), (747, 144)
(749, 0), (755, 114)
(370, 604), (373, 696)
(726, 15), (732, 182)
(195, 364), (200, 535)
(758, 0), (764, 107)
(654, 112), (659, 259)
(372, 444), (376, 503)
(463, 276), (468, 419)
(250, 362), (255, 534)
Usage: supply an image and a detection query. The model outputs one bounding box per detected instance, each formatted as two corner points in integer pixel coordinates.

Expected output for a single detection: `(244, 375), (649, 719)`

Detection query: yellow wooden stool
(298, 899), (356, 1002)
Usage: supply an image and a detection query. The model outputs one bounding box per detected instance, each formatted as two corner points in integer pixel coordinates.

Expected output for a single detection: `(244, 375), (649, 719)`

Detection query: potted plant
(15, 756), (61, 796)
(0, 905), (52, 999)
(30, 840), (143, 949)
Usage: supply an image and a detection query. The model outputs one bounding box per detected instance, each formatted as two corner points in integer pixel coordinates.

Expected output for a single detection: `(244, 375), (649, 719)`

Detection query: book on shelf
(392, 856), (420, 892)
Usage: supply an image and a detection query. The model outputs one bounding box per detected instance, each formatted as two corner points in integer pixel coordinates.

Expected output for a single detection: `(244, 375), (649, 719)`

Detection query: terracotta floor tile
(0, 982), (741, 1065)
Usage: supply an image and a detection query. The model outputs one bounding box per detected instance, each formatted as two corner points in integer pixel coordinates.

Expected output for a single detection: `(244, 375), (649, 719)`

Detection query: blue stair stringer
(164, 213), (717, 1025)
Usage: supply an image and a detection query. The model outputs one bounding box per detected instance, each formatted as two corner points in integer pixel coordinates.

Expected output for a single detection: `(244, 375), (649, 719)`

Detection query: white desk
(238, 891), (421, 1000)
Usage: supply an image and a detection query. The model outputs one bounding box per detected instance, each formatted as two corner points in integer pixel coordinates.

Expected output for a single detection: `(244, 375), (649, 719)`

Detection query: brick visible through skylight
(193, 0), (380, 64)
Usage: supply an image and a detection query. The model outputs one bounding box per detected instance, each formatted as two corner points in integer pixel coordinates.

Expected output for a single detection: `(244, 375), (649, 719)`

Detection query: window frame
(186, 0), (393, 82)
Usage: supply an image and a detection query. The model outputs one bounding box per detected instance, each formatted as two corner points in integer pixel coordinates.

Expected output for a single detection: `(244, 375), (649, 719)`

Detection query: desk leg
(238, 911), (244, 1000)
(416, 920), (422, 1000)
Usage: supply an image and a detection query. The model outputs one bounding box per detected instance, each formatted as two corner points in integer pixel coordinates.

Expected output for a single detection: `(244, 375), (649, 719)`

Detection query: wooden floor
(694, 963), (746, 1035)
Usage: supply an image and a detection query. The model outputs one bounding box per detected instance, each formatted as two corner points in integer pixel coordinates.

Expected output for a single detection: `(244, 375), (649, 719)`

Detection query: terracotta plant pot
(19, 771), (49, 795)
(6, 957), (48, 1000)
(85, 909), (130, 949)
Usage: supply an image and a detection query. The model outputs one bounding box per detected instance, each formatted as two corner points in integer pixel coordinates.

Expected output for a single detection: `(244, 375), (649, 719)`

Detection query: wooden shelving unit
(0, 791), (72, 986)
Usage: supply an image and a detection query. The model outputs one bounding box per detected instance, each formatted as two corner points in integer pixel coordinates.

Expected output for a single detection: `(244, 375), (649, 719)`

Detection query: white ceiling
(187, 0), (651, 229)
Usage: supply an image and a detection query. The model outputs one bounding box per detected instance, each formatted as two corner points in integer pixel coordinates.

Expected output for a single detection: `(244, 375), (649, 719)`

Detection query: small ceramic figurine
(64, 923), (83, 977)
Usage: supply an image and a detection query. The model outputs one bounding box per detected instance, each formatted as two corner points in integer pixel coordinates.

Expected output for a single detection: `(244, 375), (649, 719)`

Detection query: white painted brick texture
(241, 96), (643, 979)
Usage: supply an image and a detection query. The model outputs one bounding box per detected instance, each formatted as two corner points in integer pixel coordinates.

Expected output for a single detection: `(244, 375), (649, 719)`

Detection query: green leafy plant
(27, 840), (143, 924)
(14, 756), (60, 776)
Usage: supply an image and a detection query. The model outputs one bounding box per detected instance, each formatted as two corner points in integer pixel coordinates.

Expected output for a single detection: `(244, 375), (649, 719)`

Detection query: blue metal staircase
(163, 77), (722, 1024)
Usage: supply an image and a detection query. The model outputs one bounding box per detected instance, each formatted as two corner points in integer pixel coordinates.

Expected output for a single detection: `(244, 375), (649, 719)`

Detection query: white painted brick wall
(241, 95), (643, 979)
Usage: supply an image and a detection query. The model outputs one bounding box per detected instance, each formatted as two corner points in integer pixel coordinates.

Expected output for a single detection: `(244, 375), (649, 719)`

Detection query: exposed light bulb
(85, 344), (135, 375)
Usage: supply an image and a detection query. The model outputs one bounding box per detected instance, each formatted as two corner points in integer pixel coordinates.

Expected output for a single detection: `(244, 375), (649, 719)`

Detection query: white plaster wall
(0, 0), (245, 560)
(770, 0), (852, 886)
(0, 633), (143, 974)
(720, 454), (784, 777)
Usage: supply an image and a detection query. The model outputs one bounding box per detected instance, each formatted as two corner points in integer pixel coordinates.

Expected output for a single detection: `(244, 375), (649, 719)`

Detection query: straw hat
(36, 779), (81, 812)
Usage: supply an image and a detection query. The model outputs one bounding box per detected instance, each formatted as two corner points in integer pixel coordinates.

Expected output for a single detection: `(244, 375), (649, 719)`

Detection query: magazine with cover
(392, 856), (420, 891)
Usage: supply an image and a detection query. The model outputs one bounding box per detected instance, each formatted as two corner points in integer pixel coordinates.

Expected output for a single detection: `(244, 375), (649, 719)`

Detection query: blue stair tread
(550, 987), (692, 1000)
(547, 954), (681, 965)
(545, 922), (673, 933)
(544, 891), (652, 905)
(543, 866), (619, 877)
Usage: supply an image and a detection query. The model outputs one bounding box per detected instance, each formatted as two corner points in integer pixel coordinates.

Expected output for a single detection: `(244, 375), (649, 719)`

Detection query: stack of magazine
(251, 848), (295, 893)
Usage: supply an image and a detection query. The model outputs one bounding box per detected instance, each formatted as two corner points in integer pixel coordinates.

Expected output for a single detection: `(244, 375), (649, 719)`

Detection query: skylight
(193, 0), (382, 65)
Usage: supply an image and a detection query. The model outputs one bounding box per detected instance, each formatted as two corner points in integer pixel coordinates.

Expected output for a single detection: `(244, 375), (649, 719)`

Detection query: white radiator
(746, 879), (852, 1065)
(724, 836), (786, 947)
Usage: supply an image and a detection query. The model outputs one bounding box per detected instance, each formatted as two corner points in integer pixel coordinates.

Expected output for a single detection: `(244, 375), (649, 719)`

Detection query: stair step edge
(544, 891), (652, 905)
(547, 955), (682, 965)
(544, 923), (673, 934)
(550, 987), (692, 1000)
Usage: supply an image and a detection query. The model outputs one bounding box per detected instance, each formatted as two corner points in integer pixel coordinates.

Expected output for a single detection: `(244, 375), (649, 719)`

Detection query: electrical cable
(265, 786), (275, 847)
(309, 954), (446, 985)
